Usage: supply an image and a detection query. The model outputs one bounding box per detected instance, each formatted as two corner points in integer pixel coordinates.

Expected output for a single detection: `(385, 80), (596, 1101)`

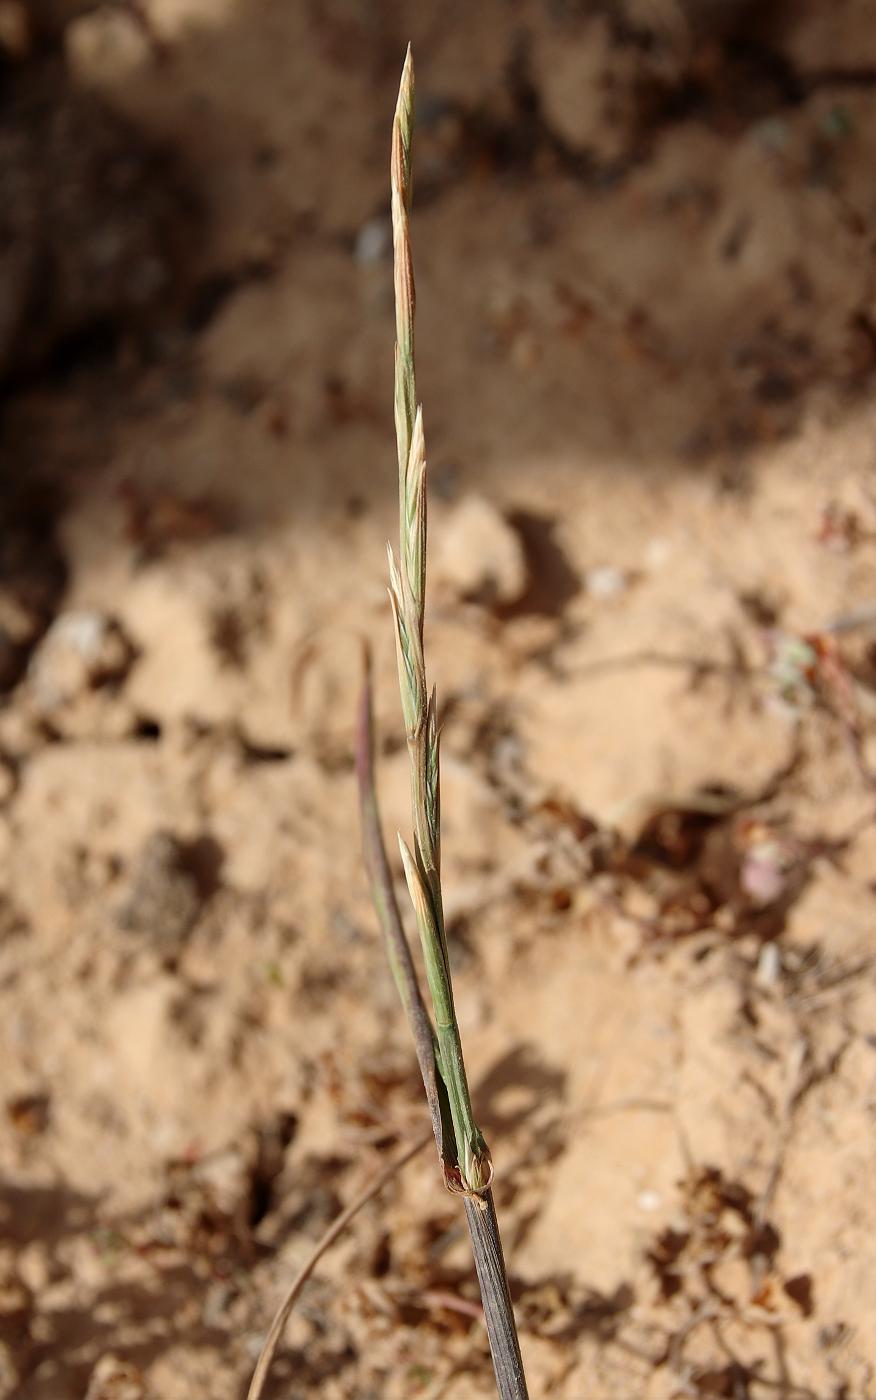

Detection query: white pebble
(756, 941), (782, 986)
(586, 566), (627, 599)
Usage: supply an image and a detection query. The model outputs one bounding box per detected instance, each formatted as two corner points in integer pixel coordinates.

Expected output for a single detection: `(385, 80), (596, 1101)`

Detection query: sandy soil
(2, 2), (876, 1397)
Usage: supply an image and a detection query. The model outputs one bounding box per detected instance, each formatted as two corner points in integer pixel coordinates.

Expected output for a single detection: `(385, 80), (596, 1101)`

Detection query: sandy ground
(2, 2), (876, 1396)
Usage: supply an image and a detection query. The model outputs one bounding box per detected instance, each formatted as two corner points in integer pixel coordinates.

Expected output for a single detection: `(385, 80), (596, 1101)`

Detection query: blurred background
(2, 2), (876, 1397)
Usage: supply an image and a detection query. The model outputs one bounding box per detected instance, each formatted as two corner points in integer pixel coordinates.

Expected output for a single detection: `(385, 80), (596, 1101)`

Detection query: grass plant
(356, 46), (529, 1399)
(249, 49), (529, 1400)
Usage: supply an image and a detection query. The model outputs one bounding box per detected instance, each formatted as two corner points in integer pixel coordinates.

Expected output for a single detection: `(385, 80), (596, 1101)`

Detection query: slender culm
(357, 45), (530, 1399)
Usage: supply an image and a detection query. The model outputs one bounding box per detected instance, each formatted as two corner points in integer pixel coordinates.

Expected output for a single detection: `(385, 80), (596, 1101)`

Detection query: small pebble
(756, 941), (781, 987)
(28, 610), (133, 711)
(586, 566), (627, 600)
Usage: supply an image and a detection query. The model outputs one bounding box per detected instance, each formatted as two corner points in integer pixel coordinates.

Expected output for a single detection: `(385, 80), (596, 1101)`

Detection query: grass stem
(356, 45), (530, 1398)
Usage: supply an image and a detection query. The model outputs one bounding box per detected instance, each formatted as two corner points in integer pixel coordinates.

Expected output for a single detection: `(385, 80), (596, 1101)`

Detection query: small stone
(434, 495), (529, 606)
(756, 941), (781, 987)
(586, 566), (627, 600)
(740, 831), (796, 907)
(28, 610), (134, 712)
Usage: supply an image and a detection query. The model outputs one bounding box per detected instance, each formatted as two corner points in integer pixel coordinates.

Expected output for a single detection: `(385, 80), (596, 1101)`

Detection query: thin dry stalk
(246, 1132), (431, 1400)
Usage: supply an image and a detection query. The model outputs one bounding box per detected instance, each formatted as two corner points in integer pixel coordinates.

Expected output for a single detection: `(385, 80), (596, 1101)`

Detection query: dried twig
(246, 1131), (430, 1400)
